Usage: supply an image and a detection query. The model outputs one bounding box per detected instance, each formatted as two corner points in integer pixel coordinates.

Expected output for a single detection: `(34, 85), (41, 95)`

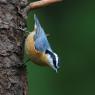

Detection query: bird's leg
(24, 58), (31, 64)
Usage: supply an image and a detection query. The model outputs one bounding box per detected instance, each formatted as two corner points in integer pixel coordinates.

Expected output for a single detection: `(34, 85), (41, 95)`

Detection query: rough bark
(0, 0), (28, 95)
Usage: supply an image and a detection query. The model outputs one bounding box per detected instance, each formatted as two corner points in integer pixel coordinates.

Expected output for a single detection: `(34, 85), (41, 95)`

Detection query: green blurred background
(26, 0), (95, 95)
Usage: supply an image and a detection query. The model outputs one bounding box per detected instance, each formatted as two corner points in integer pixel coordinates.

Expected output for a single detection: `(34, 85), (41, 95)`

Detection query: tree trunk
(0, 0), (28, 95)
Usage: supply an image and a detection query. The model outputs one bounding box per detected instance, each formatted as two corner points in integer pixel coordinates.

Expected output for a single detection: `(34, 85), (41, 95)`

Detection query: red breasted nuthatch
(25, 14), (59, 72)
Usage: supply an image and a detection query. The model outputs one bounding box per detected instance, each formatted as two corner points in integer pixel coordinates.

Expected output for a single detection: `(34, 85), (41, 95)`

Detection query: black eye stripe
(45, 50), (57, 68)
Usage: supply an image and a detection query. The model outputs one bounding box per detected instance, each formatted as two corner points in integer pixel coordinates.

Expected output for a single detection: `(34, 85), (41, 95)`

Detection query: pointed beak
(47, 63), (58, 72)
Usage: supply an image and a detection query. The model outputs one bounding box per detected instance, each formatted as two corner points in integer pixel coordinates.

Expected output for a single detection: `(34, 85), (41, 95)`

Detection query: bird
(25, 14), (59, 72)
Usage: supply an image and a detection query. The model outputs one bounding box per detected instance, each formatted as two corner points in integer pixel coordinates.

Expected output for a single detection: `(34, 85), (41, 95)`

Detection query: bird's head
(45, 49), (59, 72)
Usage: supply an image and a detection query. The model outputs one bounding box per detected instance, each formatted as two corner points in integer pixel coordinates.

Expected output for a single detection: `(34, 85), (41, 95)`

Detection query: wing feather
(34, 14), (51, 52)
(34, 28), (51, 52)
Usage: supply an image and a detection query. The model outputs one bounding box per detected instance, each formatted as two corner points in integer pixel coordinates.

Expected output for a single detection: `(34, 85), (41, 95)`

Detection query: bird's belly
(31, 56), (47, 66)
(25, 32), (48, 66)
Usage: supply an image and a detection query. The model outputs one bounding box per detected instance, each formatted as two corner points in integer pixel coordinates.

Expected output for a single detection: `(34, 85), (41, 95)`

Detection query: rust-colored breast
(25, 31), (48, 66)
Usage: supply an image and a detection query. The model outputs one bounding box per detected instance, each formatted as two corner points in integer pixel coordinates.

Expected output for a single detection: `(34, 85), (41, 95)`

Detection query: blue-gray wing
(34, 29), (51, 52)
(34, 14), (52, 52)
